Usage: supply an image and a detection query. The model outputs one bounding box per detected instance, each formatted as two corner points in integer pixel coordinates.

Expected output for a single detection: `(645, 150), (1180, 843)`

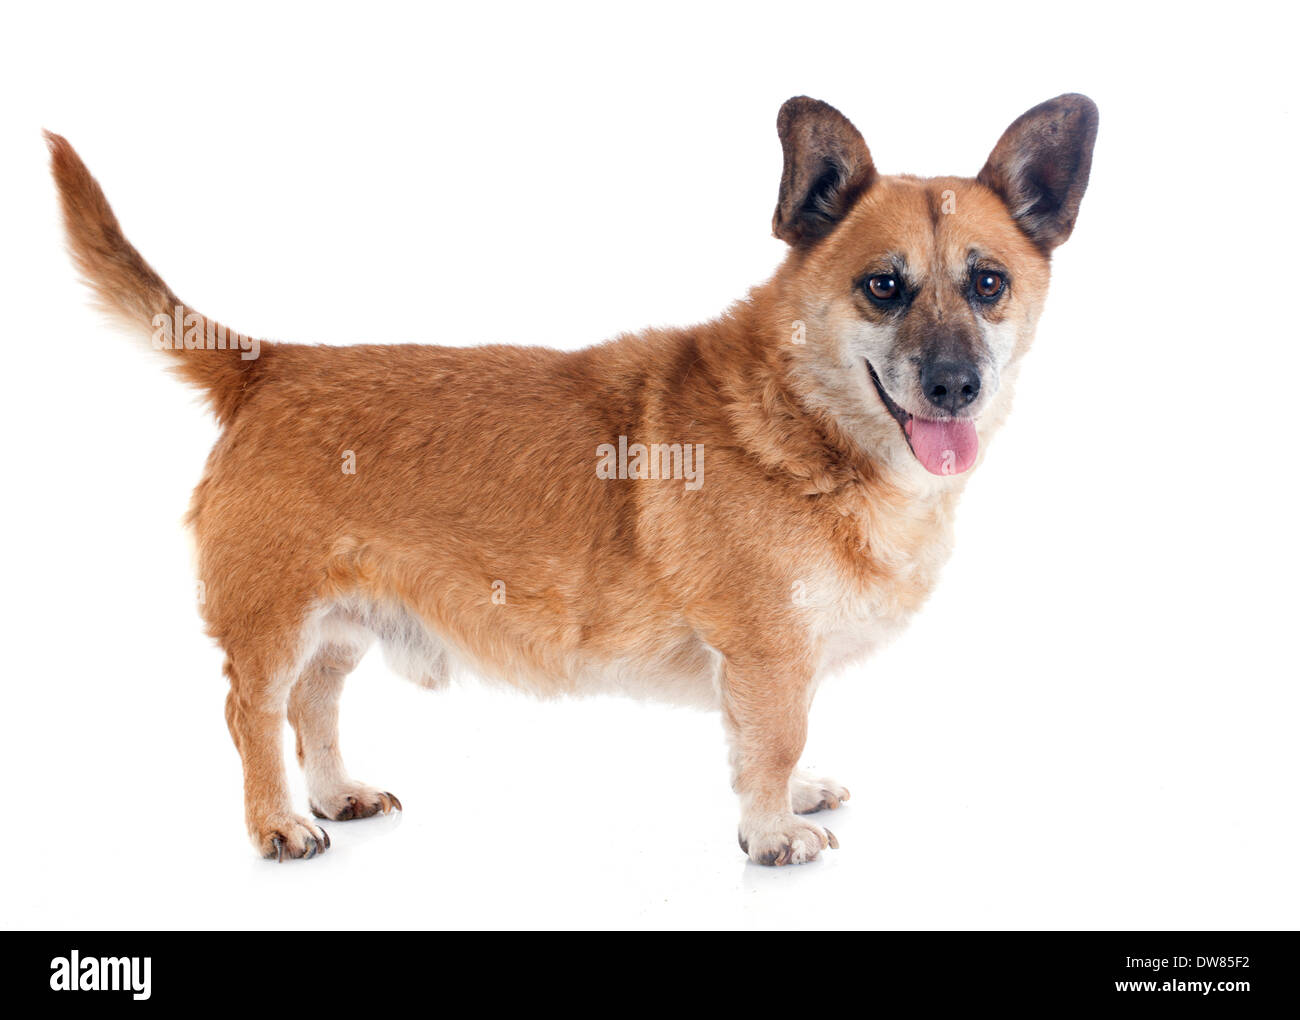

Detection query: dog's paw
(738, 814), (839, 866)
(254, 813), (330, 862)
(309, 783), (402, 822)
(790, 769), (851, 814)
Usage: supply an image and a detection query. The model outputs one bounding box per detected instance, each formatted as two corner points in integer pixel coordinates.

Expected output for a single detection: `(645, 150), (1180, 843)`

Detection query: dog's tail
(45, 131), (263, 424)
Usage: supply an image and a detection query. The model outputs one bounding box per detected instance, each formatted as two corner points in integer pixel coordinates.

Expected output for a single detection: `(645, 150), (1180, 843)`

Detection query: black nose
(921, 359), (981, 414)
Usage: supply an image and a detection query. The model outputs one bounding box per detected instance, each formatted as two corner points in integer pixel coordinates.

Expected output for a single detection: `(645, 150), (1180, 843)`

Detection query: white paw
(308, 782), (402, 821)
(738, 813), (839, 866)
(790, 769), (851, 814)
(253, 812), (330, 861)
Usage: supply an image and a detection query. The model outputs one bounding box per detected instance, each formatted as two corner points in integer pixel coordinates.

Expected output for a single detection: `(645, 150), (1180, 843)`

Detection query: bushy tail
(45, 131), (263, 423)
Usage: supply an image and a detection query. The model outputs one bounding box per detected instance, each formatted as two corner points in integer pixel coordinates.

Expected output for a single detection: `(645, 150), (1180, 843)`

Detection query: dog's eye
(865, 274), (901, 302)
(973, 271), (1005, 300)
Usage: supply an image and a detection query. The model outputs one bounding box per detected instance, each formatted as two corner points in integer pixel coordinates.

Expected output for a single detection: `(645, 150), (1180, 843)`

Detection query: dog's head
(771, 94), (1097, 478)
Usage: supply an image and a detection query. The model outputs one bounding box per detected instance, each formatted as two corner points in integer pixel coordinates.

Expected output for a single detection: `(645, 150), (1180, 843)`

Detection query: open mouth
(865, 361), (979, 476)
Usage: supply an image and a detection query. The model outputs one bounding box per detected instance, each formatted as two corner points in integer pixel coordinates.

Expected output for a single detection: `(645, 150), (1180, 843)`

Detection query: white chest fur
(804, 487), (960, 679)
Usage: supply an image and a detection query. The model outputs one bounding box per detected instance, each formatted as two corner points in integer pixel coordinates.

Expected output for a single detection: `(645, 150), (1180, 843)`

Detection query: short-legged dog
(48, 93), (1096, 863)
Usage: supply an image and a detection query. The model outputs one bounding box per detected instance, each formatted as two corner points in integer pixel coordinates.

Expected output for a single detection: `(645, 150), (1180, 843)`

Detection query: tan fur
(45, 94), (1095, 865)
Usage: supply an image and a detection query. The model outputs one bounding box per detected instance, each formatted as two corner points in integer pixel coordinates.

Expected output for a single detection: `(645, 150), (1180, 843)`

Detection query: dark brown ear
(772, 97), (876, 247)
(977, 94), (1098, 252)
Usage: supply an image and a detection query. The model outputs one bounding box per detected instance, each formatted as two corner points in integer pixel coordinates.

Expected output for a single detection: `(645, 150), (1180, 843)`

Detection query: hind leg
(289, 643), (402, 822)
(224, 655), (330, 861)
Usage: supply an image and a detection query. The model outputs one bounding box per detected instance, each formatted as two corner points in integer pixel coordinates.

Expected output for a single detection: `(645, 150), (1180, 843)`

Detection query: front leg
(722, 652), (838, 866)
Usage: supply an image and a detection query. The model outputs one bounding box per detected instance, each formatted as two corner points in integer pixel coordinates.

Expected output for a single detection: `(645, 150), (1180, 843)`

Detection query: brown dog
(48, 94), (1096, 865)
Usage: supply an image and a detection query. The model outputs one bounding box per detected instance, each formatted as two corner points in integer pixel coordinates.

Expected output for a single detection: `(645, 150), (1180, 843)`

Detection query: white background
(1, 1), (1296, 930)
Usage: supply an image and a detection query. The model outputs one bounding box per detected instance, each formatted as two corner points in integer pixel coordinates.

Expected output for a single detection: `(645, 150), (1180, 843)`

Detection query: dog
(48, 93), (1096, 865)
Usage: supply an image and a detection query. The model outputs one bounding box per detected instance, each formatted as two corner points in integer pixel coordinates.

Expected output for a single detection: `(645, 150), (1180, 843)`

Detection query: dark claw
(303, 837), (317, 860)
(321, 827), (331, 849)
(272, 835), (285, 863)
(387, 792), (402, 812)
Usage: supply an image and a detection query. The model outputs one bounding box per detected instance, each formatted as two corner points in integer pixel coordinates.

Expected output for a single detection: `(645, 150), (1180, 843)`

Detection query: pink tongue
(904, 417), (979, 475)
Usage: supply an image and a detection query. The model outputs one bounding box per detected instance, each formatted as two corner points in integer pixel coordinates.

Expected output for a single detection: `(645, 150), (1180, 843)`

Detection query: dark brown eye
(866, 274), (900, 302)
(974, 271), (1005, 299)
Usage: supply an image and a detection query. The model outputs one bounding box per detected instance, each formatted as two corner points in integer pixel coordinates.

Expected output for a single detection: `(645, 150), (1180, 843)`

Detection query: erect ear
(977, 93), (1098, 252)
(772, 97), (876, 247)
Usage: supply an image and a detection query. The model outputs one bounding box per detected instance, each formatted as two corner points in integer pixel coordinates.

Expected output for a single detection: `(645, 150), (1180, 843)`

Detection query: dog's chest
(803, 487), (959, 677)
